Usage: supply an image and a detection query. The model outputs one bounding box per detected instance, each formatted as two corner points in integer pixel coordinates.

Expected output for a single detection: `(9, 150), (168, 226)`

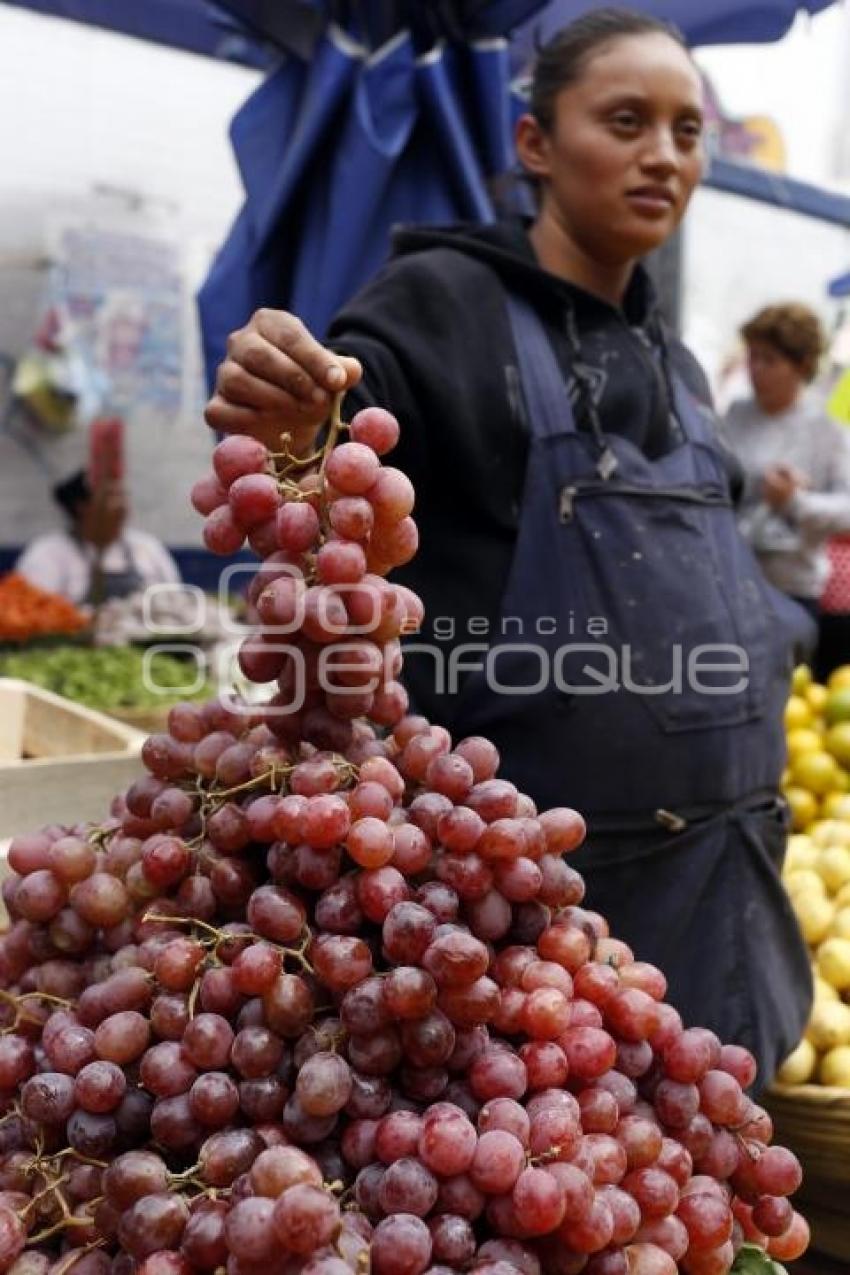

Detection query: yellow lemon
(817, 937), (850, 991)
(819, 1045), (850, 1087)
(785, 835), (819, 871)
(791, 752), (842, 796)
(816, 846), (850, 894)
(807, 683), (829, 714)
(826, 722), (850, 768)
(835, 882), (850, 909)
(834, 768), (850, 793)
(829, 908), (850, 941)
(828, 667), (850, 692)
(794, 893), (834, 944)
(776, 1037), (817, 1085)
(792, 665), (813, 695)
(810, 819), (850, 849)
(815, 975), (840, 1002)
(785, 786), (819, 831)
(785, 695), (813, 731)
(805, 999), (850, 1050)
(784, 869), (827, 898)
(787, 728), (826, 761)
(825, 685), (850, 724)
(821, 793), (850, 821)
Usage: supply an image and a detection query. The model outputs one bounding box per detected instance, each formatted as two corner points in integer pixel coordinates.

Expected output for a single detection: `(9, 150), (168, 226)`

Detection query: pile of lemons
(777, 665), (850, 1087)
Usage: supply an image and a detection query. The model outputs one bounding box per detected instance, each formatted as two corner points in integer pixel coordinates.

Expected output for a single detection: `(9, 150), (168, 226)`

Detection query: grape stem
(141, 911), (313, 971)
(529, 1143), (568, 1166)
(28, 1213), (93, 1245)
(86, 823), (119, 849)
(0, 989), (73, 1034)
(187, 977), (201, 1020)
(52, 1238), (108, 1275)
(0, 990), (72, 1010)
(20, 1172), (69, 1219)
(53, 1148), (110, 1169)
(319, 393), (346, 482)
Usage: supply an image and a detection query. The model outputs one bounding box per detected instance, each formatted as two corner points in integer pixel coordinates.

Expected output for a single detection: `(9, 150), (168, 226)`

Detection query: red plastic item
(821, 536), (850, 615)
(88, 416), (125, 487)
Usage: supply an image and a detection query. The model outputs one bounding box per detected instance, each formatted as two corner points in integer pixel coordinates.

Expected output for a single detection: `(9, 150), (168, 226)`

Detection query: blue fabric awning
(829, 271), (850, 299)
(510, 0), (838, 53)
(706, 156), (850, 230)
(0, 0), (277, 66)
(1, 0), (839, 63)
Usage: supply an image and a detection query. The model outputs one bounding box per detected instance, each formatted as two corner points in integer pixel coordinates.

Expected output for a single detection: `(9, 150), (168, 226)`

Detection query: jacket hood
(390, 218), (661, 329)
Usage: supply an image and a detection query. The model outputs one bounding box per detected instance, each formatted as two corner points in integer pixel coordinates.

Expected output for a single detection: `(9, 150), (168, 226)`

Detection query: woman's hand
(204, 309), (363, 452)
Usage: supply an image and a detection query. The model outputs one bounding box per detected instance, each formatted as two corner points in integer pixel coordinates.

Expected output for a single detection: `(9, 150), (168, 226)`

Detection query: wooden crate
(0, 678), (145, 838)
(107, 705), (172, 734)
(765, 1083), (850, 1262)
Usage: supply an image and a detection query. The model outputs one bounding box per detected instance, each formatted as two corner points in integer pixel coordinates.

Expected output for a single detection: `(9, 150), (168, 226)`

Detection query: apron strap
(505, 292), (618, 478)
(504, 293), (576, 442)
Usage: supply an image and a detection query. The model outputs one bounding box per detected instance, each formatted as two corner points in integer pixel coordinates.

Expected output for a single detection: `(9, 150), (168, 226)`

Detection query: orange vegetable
(0, 573), (88, 641)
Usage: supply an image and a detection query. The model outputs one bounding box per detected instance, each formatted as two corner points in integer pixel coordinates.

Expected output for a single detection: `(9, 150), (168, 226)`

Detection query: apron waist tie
(584, 788), (782, 838)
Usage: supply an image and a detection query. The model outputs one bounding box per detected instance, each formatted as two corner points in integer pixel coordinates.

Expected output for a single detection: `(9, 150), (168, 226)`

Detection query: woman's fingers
(204, 390), (326, 447)
(216, 354), (321, 412)
(244, 310), (363, 396)
(207, 309), (363, 449)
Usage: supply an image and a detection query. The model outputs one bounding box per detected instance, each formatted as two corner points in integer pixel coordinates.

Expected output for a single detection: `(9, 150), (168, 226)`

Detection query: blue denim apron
(450, 293), (812, 1086)
(87, 539), (146, 606)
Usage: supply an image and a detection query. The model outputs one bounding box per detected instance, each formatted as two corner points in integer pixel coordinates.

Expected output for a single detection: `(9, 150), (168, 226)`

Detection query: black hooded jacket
(327, 220), (734, 716)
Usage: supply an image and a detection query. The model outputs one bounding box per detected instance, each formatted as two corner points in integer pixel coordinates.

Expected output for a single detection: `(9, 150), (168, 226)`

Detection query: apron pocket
(574, 805), (811, 1091)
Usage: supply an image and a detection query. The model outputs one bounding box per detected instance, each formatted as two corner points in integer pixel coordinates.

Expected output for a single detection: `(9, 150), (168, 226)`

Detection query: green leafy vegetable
(0, 645), (210, 710)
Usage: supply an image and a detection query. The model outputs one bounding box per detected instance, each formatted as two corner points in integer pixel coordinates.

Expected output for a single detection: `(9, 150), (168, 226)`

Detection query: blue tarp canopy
(0, 0), (839, 62)
(0, 0), (276, 66)
(829, 271), (850, 299)
(708, 156), (850, 230)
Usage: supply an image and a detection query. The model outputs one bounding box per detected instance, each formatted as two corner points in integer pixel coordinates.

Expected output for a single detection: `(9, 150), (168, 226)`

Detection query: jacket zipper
(559, 481), (731, 524)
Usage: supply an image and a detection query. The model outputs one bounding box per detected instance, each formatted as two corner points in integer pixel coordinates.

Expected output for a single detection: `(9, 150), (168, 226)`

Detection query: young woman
(205, 8), (812, 1085)
(724, 302), (850, 616)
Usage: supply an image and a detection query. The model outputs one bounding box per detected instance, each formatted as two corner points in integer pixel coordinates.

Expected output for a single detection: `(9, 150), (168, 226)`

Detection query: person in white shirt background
(723, 302), (850, 669)
(16, 469), (180, 605)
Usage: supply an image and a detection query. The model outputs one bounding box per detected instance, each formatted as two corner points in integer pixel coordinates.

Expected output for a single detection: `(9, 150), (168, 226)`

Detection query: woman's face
(519, 33), (705, 264)
(746, 339), (806, 414)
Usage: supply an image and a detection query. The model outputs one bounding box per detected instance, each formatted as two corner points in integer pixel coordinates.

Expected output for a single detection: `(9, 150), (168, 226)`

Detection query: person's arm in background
(671, 342), (744, 504)
(717, 400), (762, 507)
(784, 419), (850, 537)
(140, 536), (182, 586)
(15, 537), (69, 597)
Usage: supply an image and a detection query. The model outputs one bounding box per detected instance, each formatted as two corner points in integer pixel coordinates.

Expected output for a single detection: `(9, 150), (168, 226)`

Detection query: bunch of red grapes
(191, 401), (420, 752)
(0, 400), (809, 1275)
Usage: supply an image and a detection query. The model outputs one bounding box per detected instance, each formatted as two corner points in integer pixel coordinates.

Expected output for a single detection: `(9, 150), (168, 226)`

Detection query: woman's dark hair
(52, 469), (91, 521)
(530, 7), (689, 131)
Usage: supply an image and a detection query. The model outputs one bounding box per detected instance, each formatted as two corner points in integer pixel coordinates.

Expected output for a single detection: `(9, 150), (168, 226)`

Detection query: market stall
(0, 5), (845, 1275)
(0, 567), (233, 720)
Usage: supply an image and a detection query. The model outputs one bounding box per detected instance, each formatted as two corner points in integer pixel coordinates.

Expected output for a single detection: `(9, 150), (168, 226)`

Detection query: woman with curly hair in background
(724, 302), (850, 671)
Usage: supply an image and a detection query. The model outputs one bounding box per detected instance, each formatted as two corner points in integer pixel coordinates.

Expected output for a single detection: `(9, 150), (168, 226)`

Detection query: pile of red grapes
(0, 401), (809, 1275)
